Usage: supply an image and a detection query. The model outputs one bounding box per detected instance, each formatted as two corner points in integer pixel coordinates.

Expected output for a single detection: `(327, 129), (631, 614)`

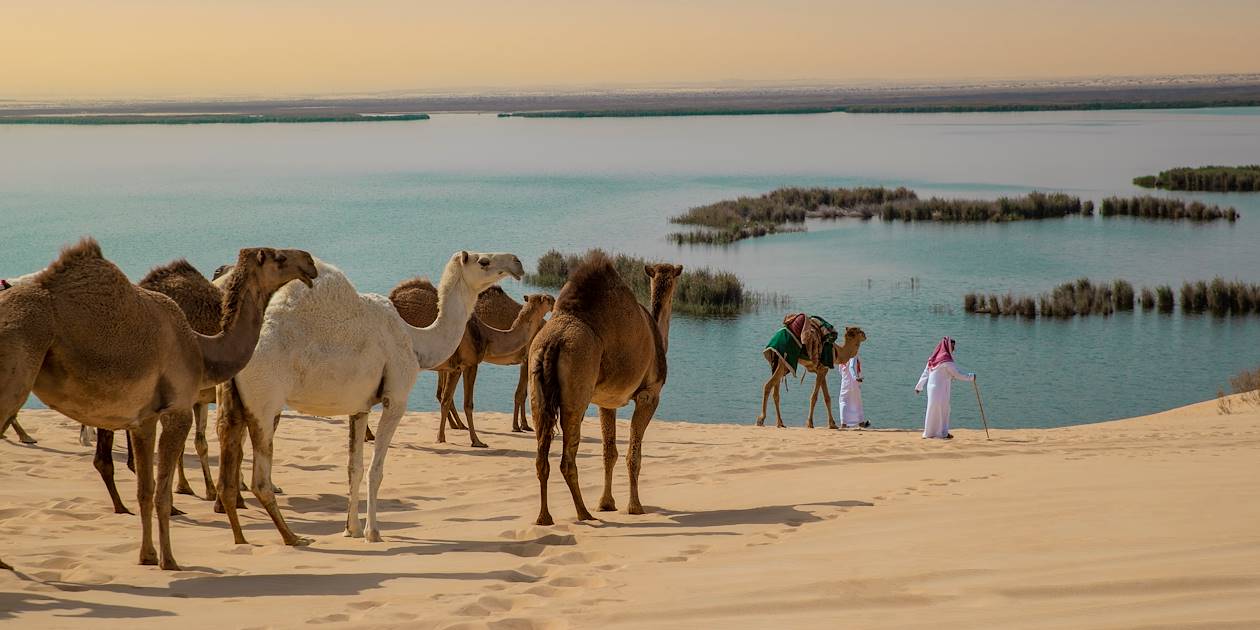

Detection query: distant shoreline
(4, 77), (1260, 124)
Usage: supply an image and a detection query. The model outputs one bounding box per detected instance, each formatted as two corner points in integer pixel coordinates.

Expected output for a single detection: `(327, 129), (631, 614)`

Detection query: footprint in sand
(307, 613), (351, 624)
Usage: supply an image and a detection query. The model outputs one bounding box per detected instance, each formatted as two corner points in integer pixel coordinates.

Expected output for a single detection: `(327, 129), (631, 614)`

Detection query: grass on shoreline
(669, 188), (1087, 244)
(0, 113), (431, 125)
(1134, 165), (1260, 192)
(967, 277), (1260, 319)
(1099, 196), (1239, 221)
(526, 249), (780, 317)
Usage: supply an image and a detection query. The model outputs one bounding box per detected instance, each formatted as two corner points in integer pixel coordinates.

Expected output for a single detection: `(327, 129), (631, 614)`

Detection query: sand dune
(2, 397), (1258, 628)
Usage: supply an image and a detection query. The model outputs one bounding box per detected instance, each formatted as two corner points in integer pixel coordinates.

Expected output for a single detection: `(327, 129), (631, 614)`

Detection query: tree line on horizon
(966, 277), (1260, 319)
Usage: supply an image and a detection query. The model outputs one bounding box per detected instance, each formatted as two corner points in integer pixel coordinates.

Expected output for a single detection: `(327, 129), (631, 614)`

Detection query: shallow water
(3, 108), (1259, 429)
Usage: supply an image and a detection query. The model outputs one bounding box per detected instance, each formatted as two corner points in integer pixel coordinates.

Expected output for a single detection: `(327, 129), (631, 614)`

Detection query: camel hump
(33, 237), (129, 291)
(475, 285), (521, 329)
(388, 276), (439, 328)
(553, 251), (638, 323)
(139, 259), (223, 336)
(139, 259), (203, 286)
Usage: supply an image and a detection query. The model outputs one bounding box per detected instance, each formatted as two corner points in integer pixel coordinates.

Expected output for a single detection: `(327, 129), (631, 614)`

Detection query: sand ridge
(2, 396), (1259, 628)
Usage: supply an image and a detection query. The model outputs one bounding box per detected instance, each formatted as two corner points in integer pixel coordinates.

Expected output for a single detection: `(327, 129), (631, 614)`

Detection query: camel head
(843, 326), (867, 345)
(212, 264), (234, 281)
(453, 251), (524, 293)
(522, 293), (557, 320)
(645, 263), (684, 304)
(235, 247), (319, 292)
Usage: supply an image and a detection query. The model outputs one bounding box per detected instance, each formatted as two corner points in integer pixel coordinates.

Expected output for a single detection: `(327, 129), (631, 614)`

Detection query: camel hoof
(471, 441), (488, 448)
(535, 514), (554, 526)
(271, 485), (284, 495)
(213, 500), (225, 514)
(287, 536), (314, 547)
(139, 551), (159, 566)
(521, 424), (532, 432)
(175, 486), (196, 496)
(233, 536), (249, 545)
(365, 530), (383, 543)
(344, 525), (364, 538)
(0, 559), (13, 571)
(576, 511), (596, 522)
(627, 505), (645, 515)
(19, 436), (37, 445)
(806, 424), (815, 429)
(160, 559), (181, 571)
(115, 506), (134, 515)
(597, 501), (617, 512)
(775, 424), (786, 429)
(169, 506), (187, 517)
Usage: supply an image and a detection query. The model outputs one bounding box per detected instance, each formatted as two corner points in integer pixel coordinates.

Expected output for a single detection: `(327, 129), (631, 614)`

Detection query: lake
(3, 108), (1259, 430)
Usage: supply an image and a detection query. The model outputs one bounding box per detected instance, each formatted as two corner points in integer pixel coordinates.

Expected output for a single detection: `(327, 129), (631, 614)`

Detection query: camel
(0, 238), (316, 570)
(389, 281), (554, 446)
(757, 326), (867, 429)
(215, 251), (523, 546)
(529, 253), (682, 525)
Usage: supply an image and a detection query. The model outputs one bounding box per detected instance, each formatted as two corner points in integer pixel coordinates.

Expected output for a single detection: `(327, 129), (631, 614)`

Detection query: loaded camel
(389, 280), (554, 446)
(757, 325), (867, 429)
(530, 253), (682, 525)
(215, 251), (523, 546)
(0, 238), (316, 570)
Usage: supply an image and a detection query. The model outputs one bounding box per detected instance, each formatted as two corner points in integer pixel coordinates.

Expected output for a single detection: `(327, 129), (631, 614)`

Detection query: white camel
(215, 250), (524, 545)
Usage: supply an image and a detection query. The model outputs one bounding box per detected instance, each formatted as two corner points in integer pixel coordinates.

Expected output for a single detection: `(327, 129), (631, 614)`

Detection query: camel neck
(197, 281), (266, 387)
(407, 269), (476, 369)
(651, 294), (675, 353)
(481, 304), (542, 355)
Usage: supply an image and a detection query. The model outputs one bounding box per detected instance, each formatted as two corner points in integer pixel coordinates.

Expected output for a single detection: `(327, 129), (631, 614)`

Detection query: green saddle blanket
(763, 315), (836, 373)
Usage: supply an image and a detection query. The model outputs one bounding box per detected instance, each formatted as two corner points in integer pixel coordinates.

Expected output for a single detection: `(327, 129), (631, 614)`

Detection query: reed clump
(1181, 278), (1260, 316)
(1134, 165), (1260, 192)
(526, 249), (762, 316)
(876, 192), (1086, 222)
(1099, 196), (1239, 221)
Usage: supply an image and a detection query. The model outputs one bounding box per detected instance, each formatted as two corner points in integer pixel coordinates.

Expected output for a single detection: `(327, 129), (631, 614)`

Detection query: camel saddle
(764, 313), (837, 374)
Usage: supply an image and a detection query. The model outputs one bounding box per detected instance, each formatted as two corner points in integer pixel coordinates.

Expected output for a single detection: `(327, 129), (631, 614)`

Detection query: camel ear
(460, 251), (470, 264)
(644, 265), (656, 278)
(674, 265), (684, 276)
(255, 250), (267, 266)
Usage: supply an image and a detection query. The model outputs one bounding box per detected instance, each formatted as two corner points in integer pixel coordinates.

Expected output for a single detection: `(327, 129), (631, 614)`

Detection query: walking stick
(973, 379), (991, 440)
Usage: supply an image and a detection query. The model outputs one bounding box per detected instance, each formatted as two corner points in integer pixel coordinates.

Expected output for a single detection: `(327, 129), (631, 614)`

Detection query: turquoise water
(3, 109), (1259, 429)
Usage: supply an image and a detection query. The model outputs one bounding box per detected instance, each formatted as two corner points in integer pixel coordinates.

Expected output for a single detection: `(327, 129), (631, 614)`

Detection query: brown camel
(0, 238), (316, 570)
(431, 293), (554, 446)
(529, 253), (682, 525)
(757, 326), (867, 429)
(389, 282), (553, 444)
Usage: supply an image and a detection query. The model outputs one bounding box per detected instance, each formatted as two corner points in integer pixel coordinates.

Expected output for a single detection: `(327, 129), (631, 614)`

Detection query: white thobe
(915, 360), (974, 438)
(837, 357), (864, 427)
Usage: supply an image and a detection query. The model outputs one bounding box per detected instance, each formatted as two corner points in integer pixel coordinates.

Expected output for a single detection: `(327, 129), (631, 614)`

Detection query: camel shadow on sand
(0, 590), (176, 620)
(602, 499), (874, 530)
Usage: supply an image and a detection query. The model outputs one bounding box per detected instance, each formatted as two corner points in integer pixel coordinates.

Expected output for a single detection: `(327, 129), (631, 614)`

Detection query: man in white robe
(915, 337), (975, 439)
(837, 355), (867, 428)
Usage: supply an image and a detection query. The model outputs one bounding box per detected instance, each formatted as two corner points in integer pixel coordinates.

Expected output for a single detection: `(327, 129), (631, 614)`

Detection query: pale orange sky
(4, 0), (1259, 99)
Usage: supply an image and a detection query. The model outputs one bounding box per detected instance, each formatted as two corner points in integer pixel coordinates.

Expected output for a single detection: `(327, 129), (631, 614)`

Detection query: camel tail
(531, 339), (563, 438)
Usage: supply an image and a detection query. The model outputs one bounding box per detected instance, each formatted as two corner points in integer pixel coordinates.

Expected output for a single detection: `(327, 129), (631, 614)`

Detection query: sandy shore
(2, 397), (1258, 628)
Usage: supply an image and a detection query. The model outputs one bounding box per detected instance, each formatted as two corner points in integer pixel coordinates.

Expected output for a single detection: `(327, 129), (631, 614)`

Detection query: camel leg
(757, 368), (774, 426)
(155, 411), (190, 570)
(215, 394), (250, 544)
(534, 408), (555, 526)
(364, 423), (375, 443)
(819, 370), (837, 430)
(80, 424), (95, 446)
(512, 362), (531, 432)
(771, 366), (787, 428)
(435, 373), (450, 443)
(126, 431), (135, 473)
(0, 415), (36, 445)
(559, 408), (595, 522)
(597, 407), (618, 512)
(129, 423), (159, 566)
(246, 408), (309, 546)
(807, 369), (822, 429)
(461, 365), (487, 448)
(94, 428), (132, 514)
(365, 398), (406, 543)
(446, 372), (467, 430)
(192, 400), (216, 501)
(626, 391), (660, 515)
(175, 403), (201, 496)
(344, 411), (369, 538)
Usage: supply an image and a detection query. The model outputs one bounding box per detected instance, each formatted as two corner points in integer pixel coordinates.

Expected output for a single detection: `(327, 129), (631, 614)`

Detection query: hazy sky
(4, 0), (1259, 99)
